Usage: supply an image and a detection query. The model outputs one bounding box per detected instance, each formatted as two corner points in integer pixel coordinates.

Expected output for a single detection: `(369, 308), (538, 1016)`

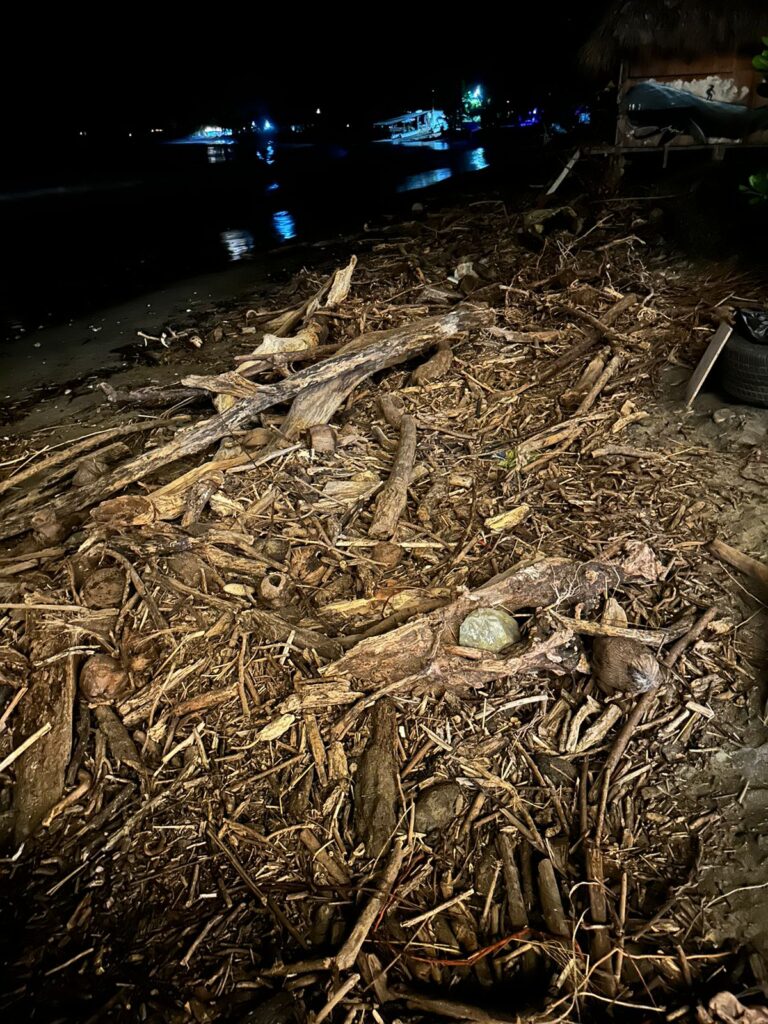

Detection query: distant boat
(171, 125), (235, 145)
(374, 109), (448, 142)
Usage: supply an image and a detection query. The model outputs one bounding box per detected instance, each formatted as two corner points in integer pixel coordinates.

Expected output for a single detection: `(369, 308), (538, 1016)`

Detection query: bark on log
(13, 620), (76, 843)
(0, 419), (182, 500)
(410, 343), (453, 385)
(322, 556), (623, 687)
(709, 538), (768, 592)
(368, 414), (417, 540)
(0, 308), (488, 542)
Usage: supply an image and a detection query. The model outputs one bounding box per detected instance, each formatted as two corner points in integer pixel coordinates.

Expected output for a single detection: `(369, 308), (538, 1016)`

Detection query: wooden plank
(685, 322), (732, 407)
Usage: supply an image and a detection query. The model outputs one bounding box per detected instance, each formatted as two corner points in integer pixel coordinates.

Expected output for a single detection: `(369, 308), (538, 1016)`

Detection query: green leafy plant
(752, 36), (768, 73)
(499, 449), (518, 470)
(740, 171), (768, 204)
(742, 40), (768, 201)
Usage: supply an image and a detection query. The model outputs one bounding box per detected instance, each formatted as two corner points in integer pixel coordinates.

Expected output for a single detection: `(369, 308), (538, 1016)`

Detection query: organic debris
(0, 195), (767, 1023)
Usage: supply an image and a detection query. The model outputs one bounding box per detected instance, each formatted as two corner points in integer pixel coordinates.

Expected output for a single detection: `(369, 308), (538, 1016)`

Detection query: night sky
(6, 6), (608, 135)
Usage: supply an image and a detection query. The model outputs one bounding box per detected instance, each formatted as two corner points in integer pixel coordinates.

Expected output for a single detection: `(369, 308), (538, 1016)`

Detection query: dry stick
(206, 826), (311, 950)
(594, 689), (657, 845)
(662, 606), (719, 669)
(337, 597), (450, 650)
(553, 302), (630, 348)
(514, 743), (569, 836)
(595, 605), (718, 843)
(709, 538), (768, 592)
(0, 722), (51, 773)
(0, 308), (487, 542)
(537, 859), (570, 938)
(0, 686), (28, 732)
(550, 613), (669, 647)
(0, 419), (181, 498)
(395, 989), (517, 1023)
(576, 354), (623, 416)
(260, 956), (335, 977)
(512, 293), (638, 396)
(336, 839), (405, 971)
(368, 414), (417, 540)
(497, 834), (528, 929)
(585, 843), (616, 998)
(312, 974), (360, 1024)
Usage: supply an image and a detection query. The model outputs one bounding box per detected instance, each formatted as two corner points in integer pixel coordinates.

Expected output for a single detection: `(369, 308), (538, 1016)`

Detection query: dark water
(0, 136), (523, 346)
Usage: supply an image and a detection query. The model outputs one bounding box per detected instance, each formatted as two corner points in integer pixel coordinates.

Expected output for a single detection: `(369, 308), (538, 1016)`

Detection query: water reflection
(466, 147), (489, 171)
(396, 146), (491, 193)
(396, 167), (452, 193)
(206, 145), (232, 164)
(272, 210), (297, 241)
(221, 229), (255, 261)
(257, 141), (276, 165)
(266, 182), (280, 192)
(403, 140), (450, 151)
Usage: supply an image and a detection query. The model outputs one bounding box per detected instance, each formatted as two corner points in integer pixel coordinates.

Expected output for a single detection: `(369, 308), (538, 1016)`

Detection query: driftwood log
(323, 556), (623, 689)
(0, 308), (489, 542)
(368, 414), (417, 540)
(13, 618), (77, 843)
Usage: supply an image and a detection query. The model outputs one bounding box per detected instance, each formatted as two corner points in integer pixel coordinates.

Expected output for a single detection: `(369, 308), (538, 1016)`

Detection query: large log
(322, 556), (623, 687)
(0, 308), (489, 542)
(13, 619), (77, 843)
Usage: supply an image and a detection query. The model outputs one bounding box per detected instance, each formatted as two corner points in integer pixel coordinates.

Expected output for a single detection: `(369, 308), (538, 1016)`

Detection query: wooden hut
(581, 1), (768, 153)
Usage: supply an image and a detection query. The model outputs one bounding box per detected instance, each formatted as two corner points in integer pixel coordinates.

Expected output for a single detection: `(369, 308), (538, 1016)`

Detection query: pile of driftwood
(0, 197), (766, 1023)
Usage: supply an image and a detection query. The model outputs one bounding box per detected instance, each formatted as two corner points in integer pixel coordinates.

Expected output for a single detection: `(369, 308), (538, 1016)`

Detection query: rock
(459, 608), (521, 653)
(413, 781), (465, 833)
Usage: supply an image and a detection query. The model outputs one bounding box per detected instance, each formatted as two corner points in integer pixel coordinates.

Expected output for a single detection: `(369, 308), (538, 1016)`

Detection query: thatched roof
(581, 1), (767, 73)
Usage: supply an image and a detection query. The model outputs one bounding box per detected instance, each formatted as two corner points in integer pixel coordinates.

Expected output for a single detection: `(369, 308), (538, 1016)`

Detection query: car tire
(720, 330), (768, 408)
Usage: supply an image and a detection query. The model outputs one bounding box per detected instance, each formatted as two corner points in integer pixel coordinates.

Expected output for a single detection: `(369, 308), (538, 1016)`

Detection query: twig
(312, 974), (360, 1024)
(336, 839), (405, 970)
(0, 722), (51, 773)
(663, 606), (718, 668)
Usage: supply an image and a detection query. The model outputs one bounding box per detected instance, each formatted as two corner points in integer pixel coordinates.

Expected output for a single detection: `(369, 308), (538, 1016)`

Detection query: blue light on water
(272, 210), (297, 242)
(266, 182), (280, 192)
(576, 107), (591, 124)
(466, 147), (489, 172)
(396, 167), (452, 193)
(402, 140), (449, 151)
(518, 108), (542, 128)
(264, 119), (273, 131)
(221, 229), (255, 261)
